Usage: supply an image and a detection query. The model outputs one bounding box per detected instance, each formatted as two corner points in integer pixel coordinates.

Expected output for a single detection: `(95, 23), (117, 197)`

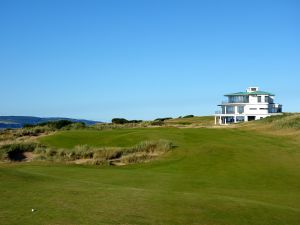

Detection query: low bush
(150, 121), (164, 126)
(15, 126), (50, 137)
(24, 120), (82, 130)
(112, 118), (129, 124)
(112, 118), (143, 124)
(0, 142), (41, 161)
(183, 115), (194, 118)
(154, 117), (173, 122)
(39, 120), (74, 129)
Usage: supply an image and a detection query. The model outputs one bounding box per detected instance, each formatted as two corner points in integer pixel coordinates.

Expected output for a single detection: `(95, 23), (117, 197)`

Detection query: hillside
(0, 115), (300, 225)
(0, 116), (100, 129)
(164, 116), (215, 127)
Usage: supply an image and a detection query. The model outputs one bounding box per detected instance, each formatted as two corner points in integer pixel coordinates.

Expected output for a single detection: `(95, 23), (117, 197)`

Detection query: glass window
(258, 96), (261, 102)
(238, 106), (244, 114)
(265, 96), (269, 103)
(228, 96), (249, 103)
(226, 106), (235, 114)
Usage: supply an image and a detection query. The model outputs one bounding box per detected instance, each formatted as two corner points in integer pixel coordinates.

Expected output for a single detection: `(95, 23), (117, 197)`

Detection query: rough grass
(0, 142), (40, 161)
(165, 116), (215, 126)
(33, 140), (173, 165)
(262, 113), (300, 129)
(1, 125), (300, 224)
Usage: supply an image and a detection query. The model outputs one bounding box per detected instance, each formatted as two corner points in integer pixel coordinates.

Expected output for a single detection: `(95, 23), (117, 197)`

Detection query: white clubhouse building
(215, 87), (282, 125)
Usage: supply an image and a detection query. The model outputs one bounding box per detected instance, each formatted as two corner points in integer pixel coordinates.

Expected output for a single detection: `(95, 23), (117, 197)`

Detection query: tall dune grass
(262, 113), (300, 129)
(32, 139), (173, 165)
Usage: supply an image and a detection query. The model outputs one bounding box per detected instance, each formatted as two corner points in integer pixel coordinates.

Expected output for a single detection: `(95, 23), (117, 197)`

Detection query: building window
(238, 106), (244, 114)
(251, 88), (257, 91)
(265, 96), (269, 103)
(236, 116), (245, 122)
(258, 96), (261, 103)
(226, 106), (235, 114)
(228, 96), (249, 103)
(250, 108), (257, 110)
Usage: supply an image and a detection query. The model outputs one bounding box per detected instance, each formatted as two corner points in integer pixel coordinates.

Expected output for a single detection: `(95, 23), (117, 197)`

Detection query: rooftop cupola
(246, 87), (259, 93)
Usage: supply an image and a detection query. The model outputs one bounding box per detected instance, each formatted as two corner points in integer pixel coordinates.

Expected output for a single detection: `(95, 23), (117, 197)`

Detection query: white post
(215, 116), (217, 125)
(234, 116), (237, 123)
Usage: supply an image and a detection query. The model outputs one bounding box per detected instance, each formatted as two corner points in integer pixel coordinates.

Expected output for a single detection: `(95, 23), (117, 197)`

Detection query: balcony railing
(220, 100), (249, 104)
(215, 110), (245, 115)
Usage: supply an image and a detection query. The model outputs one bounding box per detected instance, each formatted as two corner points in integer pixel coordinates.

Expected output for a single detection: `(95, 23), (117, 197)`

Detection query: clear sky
(0, 0), (299, 121)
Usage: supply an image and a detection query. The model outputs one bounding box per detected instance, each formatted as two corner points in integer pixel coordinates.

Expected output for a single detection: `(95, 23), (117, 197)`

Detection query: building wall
(215, 88), (282, 124)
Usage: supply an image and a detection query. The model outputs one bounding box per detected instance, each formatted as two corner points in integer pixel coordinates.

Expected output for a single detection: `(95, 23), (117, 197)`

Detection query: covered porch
(214, 114), (247, 125)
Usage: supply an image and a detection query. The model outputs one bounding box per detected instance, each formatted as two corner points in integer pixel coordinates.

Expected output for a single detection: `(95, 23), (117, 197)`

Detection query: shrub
(183, 115), (194, 118)
(40, 120), (74, 129)
(111, 118), (143, 124)
(15, 126), (50, 137)
(67, 122), (86, 130)
(150, 121), (164, 126)
(112, 118), (129, 124)
(154, 117), (173, 122)
(24, 120), (76, 130)
(128, 120), (143, 123)
(0, 142), (40, 161)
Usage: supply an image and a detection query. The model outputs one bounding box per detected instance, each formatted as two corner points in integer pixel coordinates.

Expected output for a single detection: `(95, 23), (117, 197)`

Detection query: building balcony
(219, 100), (248, 105)
(215, 111), (244, 115)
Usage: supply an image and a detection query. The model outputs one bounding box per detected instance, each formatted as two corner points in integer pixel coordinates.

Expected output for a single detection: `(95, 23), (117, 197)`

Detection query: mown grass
(0, 127), (300, 225)
(39, 128), (180, 149)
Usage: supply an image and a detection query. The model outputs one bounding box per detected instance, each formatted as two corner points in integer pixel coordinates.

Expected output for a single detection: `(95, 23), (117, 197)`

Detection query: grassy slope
(1, 127), (300, 225)
(165, 116), (215, 126)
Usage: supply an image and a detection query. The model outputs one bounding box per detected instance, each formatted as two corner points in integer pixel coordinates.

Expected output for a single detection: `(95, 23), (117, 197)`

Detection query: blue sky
(0, 0), (299, 121)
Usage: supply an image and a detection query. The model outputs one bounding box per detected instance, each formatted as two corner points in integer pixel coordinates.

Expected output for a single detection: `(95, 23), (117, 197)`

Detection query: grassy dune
(1, 121), (300, 224)
(165, 116), (215, 126)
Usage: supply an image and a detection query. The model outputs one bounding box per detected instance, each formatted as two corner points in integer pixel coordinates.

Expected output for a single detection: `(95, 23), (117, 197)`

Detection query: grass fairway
(1, 127), (300, 225)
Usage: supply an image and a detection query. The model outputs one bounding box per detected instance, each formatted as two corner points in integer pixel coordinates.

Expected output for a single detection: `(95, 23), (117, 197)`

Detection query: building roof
(225, 91), (275, 96)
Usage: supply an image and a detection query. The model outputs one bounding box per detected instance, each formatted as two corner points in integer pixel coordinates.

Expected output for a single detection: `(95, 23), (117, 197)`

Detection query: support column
(215, 116), (217, 125)
(234, 116), (237, 123)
